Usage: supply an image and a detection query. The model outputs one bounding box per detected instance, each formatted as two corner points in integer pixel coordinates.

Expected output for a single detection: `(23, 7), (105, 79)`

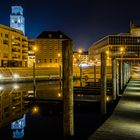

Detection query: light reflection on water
(0, 80), (100, 139)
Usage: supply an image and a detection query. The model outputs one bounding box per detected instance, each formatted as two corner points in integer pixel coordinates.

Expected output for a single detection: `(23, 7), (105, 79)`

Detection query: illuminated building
(73, 51), (89, 66)
(11, 114), (26, 139)
(10, 5), (25, 35)
(28, 31), (71, 67)
(0, 84), (29, 131)
(88, 22), (140, 65)
(0, 24), (28, 67)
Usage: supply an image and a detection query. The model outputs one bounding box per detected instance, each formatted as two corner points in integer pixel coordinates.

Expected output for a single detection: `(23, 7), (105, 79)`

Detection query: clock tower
(10, 5), (25, 35)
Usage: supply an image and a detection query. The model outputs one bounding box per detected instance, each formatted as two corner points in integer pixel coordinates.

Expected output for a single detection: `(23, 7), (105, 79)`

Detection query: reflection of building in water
(0, 86), (30, 129)
(11, 114), (26, 138)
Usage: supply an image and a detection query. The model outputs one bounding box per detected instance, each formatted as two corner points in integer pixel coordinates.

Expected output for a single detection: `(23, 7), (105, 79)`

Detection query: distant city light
(13, 74), (19, 79)
(32, 106), (39, 114)
(0, 74), (3, 79)
(0, 86), (3, 91)
(79, 63), (90, 68)
(13, 84), (19, 89)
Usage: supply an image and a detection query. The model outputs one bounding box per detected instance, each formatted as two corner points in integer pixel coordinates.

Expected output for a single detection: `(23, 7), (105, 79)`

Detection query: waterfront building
(10, 5), (25, 35)
(73, 51), (89, 66)
(88, 22), (140, 66)
(0, 85), (28, 129)
(0, 24), (28, 67)
(28, 31), (71, 67)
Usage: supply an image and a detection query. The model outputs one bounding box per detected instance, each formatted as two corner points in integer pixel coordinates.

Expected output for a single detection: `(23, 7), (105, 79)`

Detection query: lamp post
(33, 47), (37, 97)
(58, 53), (62, 88)
(119, 47), (125, 91)
(93, 61), (97, 86)
(78, 49), (83, 87)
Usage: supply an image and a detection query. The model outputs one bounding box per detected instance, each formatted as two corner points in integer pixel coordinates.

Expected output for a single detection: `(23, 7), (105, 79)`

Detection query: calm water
(0, 80), (113, 140)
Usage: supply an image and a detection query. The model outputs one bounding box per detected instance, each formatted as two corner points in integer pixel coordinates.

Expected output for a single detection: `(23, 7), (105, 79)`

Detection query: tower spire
(10, 3), (25, 35)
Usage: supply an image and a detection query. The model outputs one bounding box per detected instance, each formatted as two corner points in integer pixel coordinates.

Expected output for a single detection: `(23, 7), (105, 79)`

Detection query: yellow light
(120, 47), (124, 52)
(32, 106), (39, 113)
(58, 93), (62, 97)
(33, 47), (37, 51)
(58, 53), (61, 57)
(78, 48), (82, 54)
(106, 96), (111, 102)
(106, 50), (109, 54)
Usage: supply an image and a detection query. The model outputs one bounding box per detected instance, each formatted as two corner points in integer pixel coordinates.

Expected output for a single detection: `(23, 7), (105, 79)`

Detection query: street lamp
(33, 46), (37, 97)
(119, 47), (125, 91)
(78, 49), (83, 87)
(58, 53), (62, 90)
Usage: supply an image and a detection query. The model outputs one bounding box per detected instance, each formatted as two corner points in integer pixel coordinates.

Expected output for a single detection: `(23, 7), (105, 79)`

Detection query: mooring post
(33, 61), (36, 97)
(119, 60), (123, 92)
(116, 61), (120, 96)
(62, 39), (74, 140)
(112, 58), (116, 100)
(94, 64), (96, 86)
(101, 51), (107, 115)
(80, 65), (82, 87)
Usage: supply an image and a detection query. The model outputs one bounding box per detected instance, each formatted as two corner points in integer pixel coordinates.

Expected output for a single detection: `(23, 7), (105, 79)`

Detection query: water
(0, 80), (113, 140)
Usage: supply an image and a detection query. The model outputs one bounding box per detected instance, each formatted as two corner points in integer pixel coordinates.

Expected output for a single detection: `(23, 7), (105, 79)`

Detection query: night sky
(1, 0), (140, 50)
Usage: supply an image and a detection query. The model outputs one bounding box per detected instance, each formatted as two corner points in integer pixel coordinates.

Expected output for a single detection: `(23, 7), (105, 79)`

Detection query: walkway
(89, 78), (140, 140)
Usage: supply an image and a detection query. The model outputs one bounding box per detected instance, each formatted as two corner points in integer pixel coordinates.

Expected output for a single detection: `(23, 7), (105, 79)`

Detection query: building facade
(0, 24), (28, 67)
(10, 5), (25, 35)
(88, 23), (140, 65)
(73, 51), (89, 66)
(28, 31), (71, 67)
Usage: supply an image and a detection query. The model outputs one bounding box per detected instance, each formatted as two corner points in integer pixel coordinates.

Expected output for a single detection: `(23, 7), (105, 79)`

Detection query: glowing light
(58, 93), (62, 97)
(32, 106), (39, 113)
(120, 47), (125, 52)
(106, 96), (111, 102)
(79, 63), (90, 68)
(13, 74), (19, 79)
(57, 53), (61, 57)
(106, 50), (109, 54)
(33, 46), (37, 52)
(78, 48), (83, 54)
(13, 84), (19, 89)
(0, 86), (3, 90)
(0, 74), (3, 79)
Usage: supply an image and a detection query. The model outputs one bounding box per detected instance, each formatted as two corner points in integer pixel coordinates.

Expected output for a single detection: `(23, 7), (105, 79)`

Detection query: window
(5, 34), (8, 38)
(3, 40), (8, 45)
(50, 59), (52, 63)
(38, 59), (41, 63)
(44, 59), (47, 62)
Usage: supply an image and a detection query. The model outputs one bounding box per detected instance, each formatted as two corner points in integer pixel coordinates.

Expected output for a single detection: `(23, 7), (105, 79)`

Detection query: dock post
(94, 64), (96, 86)
(33, 61), (36, 97)
(119, 60), (123, 92)
(112, 58), (116, 100)
(116, 61), (120, 96)
(62, 39), (74, 139)
(101, 51), (107, 115)
(80, 65), (82, 87)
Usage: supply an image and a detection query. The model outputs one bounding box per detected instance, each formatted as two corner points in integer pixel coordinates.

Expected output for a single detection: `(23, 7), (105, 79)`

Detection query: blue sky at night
(1, 0), (140, 50)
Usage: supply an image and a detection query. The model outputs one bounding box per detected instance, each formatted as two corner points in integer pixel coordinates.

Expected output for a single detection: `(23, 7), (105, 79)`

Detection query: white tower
(10, 6), (25, 35)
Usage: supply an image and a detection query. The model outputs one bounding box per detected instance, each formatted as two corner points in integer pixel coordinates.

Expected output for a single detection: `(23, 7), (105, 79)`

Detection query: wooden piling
(101, 52), (107, 115)
(62, 39), (74, 139)
(112, 58), (116, 100)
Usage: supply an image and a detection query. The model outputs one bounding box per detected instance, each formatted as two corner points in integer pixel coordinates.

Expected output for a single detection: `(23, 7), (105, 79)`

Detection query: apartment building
(0, 24), (28, 67)
(28, 31), (71, 67)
